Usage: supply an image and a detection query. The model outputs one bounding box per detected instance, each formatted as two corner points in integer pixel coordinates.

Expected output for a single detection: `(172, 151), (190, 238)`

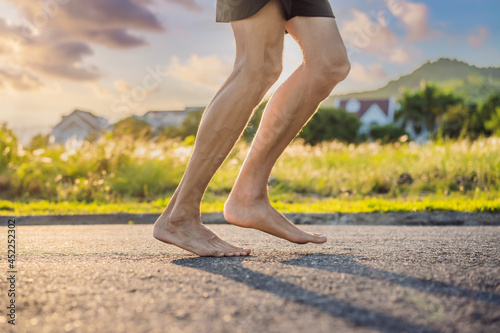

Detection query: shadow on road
(282, 253), (500, 306)
(172, 255), (441, 333)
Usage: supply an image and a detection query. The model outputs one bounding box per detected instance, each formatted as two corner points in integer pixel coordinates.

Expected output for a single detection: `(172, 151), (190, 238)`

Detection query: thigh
(285, 16), (347, 64)
(230, 0), (287, 66)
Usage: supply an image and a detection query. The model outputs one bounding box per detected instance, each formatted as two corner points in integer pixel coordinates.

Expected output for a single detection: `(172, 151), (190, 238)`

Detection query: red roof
(339, 99), (390, 118)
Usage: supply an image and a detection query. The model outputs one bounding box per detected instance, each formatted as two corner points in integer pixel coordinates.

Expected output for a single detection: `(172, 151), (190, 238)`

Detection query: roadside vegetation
(1, 86), (499, 215)
(0, 129), (498, 215)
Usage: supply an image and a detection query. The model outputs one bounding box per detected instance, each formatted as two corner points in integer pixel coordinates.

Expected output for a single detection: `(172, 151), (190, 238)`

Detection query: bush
(0, 123), (17, 171)
(440, 104), (470, 139)
(370, 124), (408, 143)
(485, 107), (500, 137)
(28, 134), (50, 150)
(112, 117), (153, 140)
(481, 92), (500, 136)
(177, 109), (204, 139)
(299, 107), (361, 145)
(160, 108), (204, 140)
(242, 101), (267, 142)
(0, 134), (499, 201)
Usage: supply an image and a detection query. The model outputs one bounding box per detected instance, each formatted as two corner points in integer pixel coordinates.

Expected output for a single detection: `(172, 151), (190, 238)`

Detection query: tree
(441, 104), (470, 138)
(477, 92), (500, 136)
(28, 133), (50, 150)
(370, 124), (408, 143)
(157, 108), (206, 140)
(395, 83), (462, 135)
(299, 107), (361, 145)
(395, 91), (425, 135)
(175, 108), (204, 139)
(111, 117), (153, 140)
(485, 107), (500, 137)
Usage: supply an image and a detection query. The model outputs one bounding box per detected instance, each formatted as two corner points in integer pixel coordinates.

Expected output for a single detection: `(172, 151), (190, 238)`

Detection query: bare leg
(224, 17), (351, 244)
(153, 0), (286, 256)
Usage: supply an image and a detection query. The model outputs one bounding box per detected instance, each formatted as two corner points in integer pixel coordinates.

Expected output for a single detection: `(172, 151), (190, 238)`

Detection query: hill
(324, 58), (500, 104)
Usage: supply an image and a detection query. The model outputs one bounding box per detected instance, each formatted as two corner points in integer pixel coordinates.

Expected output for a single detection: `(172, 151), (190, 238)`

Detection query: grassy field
(1, 134), (499, 215)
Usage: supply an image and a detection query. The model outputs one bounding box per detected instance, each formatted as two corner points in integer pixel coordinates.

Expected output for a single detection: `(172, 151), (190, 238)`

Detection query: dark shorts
(216, 0), (335, 22)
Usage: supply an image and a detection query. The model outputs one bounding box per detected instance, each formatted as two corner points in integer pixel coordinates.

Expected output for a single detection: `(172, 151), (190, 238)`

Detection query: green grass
(1, 193), (498, 216)
(2, 136), (499, 202)
(1, 130), (500, 215)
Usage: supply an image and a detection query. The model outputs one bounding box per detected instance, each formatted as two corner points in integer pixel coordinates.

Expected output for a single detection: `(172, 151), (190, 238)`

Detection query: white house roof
(52, 109), (109, 133)
(50, 109), (110, 145)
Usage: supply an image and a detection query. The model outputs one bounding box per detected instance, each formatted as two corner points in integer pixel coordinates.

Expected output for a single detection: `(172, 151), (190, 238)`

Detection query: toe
(210, 249), (225, 257)
(228, 245), (244, 256)
(311, 233), (327, 243)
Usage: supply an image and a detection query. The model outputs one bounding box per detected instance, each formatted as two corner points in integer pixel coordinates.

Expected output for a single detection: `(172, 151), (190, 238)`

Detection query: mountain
(324, 58), (500, 104)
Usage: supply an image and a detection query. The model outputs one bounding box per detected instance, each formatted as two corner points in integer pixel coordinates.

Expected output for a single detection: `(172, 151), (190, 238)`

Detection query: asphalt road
(0, 224), (499, 333)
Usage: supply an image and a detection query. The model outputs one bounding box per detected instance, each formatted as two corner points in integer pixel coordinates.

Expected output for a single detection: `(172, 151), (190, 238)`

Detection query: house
(137, 110), (187, 128)
(333, 97), (398, 134)
(49, 109), (109, 145)
(136, 107), (203, 129)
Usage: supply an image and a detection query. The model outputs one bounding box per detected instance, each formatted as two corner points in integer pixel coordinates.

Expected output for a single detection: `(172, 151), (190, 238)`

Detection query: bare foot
(153, 211), (251, 257)
(224, 194), (327, 244)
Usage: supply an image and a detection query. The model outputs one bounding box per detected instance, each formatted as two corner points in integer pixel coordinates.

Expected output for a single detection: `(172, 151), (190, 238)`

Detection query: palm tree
(395, 83), (462, 137)
(395, 91), (426, 135)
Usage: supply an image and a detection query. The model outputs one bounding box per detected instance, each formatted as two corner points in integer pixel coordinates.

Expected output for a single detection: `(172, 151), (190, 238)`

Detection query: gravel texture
(0, 224), (499, 333)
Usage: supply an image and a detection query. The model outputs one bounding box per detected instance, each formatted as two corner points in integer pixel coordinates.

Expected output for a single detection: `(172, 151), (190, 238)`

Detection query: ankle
(229, 186), (268, 203)
(169, 205), (201, 225)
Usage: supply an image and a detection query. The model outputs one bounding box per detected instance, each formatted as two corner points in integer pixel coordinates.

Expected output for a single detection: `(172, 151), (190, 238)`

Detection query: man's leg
(224, 17), (350, 243)
(153, 0), (286, 257)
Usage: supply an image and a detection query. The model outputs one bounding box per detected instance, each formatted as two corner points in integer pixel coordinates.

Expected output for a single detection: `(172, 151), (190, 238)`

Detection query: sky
(0, 0), (499, 143)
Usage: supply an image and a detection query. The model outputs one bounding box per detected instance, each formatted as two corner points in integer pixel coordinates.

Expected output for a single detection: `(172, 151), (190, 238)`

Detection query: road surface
(0, 224), (499, 333)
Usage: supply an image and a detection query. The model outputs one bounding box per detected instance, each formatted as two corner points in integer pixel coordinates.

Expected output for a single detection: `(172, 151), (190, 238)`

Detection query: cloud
(0, 67), (44, 91)
(0, 0), (166, 90)
(29, 41), (101, 80)
(165, 0), (204, 12)
(168, 54), (232, 89)
(350, 62), (387, 83)
(0, 20), (101, 81)
(114, 80), (134, 94)
(341, 9), (412, 63)
(468, 27), (489, 47)
(386, 0), (433, 41)
(5, 0), (164, 48)
(0, 18), (26, 53)
(77, 29), (147, 48)
(342, 9), (398, 54)
(88, 82), (114, 99)
(388, 47), (412, 64)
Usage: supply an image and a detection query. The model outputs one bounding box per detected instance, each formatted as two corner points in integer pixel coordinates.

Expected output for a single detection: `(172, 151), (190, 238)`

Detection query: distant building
(136, 107), (203, 129)
(333, 97), (398, 134)
(49, 109), (109, 145)
(136, 110), (187, 128)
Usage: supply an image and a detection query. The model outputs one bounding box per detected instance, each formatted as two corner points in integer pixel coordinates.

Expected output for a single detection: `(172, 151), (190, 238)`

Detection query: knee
(262, 60), (283, 87)
(235, 58), (282, 92)
(307, 55), (351, 98)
